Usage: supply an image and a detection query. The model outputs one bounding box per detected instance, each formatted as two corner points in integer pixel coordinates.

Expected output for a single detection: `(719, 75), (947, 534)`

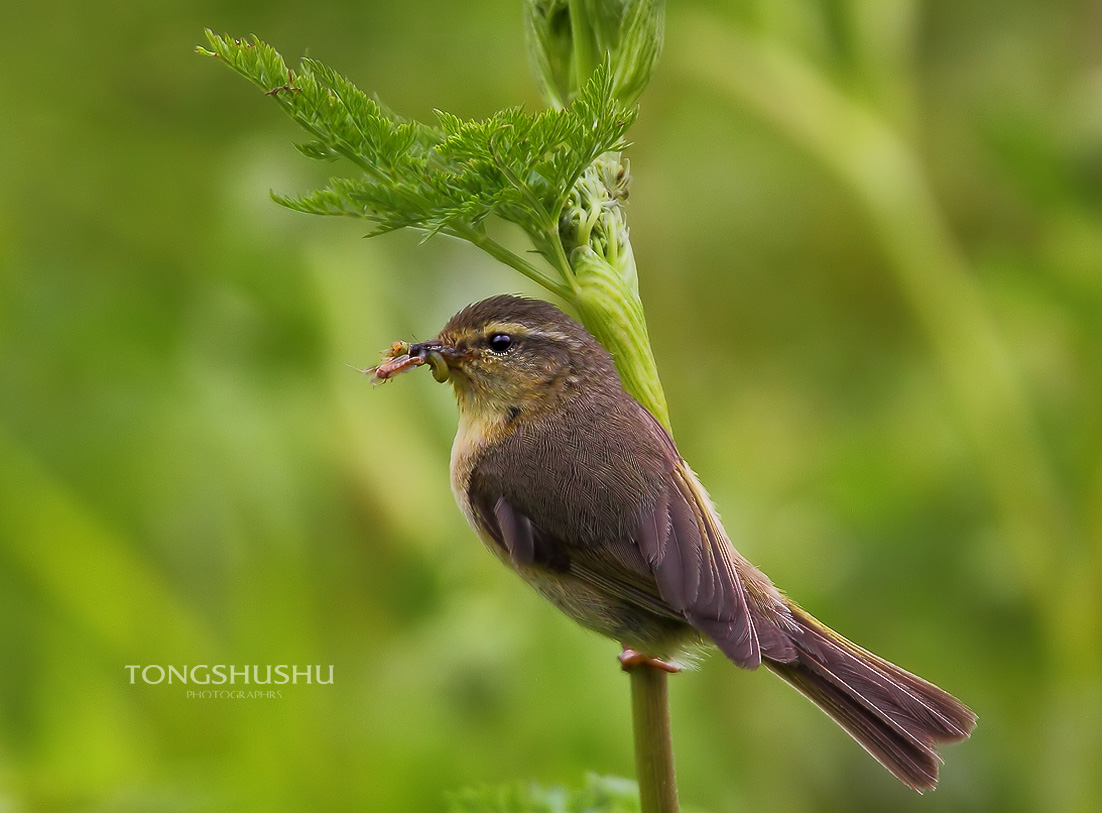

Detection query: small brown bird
(375, 294), (975, 791)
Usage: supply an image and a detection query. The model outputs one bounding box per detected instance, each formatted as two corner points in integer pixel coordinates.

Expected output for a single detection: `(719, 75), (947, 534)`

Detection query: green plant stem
(630, 667), (679, 813)
(460, 228), (574, 300)
(556, 152), (678, 812)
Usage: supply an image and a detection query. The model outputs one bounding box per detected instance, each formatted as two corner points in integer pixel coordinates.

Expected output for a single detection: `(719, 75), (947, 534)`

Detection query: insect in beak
(367, 340), (452, 384)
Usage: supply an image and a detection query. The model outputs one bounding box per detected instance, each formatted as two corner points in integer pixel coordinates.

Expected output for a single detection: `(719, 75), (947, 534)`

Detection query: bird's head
(375, 295), (620, 424)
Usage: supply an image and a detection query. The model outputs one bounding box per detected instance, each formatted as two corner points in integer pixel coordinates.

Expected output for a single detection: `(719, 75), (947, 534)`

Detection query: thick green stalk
(568, 0), (601, 87)
(630, 667), (679, 813)
(571, 247), (670, 431)
(559, 157), (672, 431)
(531, 7), (675, 804)
(556, 156), (678, 811)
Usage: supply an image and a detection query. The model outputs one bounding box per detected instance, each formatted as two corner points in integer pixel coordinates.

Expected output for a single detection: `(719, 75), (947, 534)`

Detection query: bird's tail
(765, 604), (976, 792)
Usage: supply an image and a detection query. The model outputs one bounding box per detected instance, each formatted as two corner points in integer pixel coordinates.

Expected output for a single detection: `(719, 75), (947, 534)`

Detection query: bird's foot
(618, 649), (682, 673)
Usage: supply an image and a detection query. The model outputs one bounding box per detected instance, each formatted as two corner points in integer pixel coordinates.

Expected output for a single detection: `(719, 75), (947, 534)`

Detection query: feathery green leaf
(200, 32), (635, 251)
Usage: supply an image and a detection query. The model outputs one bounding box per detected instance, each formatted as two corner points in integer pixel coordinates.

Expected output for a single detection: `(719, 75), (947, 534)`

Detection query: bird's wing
(631, 462), (761, 668)
(486, 493), (569, 572)
(469, 488), (682, 621)
(468, 402), (796, 668)
(631, 408), (797, 668)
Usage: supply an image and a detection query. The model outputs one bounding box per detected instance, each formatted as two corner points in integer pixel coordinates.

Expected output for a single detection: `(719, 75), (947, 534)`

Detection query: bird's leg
(618, 648), (681, 673)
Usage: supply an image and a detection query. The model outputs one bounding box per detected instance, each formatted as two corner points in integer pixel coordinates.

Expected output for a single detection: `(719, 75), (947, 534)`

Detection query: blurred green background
(2, 1), (1100, 811)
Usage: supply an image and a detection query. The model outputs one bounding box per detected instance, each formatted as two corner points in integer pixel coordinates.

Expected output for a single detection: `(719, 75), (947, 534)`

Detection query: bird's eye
(487, 333), (513, 354)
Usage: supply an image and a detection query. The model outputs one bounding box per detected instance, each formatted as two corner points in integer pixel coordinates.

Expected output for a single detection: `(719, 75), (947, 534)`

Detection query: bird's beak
(408, 339), (454, 383)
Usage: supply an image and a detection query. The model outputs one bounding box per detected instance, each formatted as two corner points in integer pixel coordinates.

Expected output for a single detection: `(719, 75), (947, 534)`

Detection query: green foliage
(448, 775), (642, 813)
(199, 31), (635, 284)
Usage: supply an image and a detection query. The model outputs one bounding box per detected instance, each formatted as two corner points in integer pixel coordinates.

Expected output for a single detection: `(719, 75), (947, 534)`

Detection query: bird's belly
(519, 566), (697, 657)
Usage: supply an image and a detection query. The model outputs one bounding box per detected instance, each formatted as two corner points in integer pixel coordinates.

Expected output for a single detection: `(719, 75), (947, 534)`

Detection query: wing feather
(474, 488), (680, 620)
(494, 496), (535, 567)
(631, 460), (761, 668)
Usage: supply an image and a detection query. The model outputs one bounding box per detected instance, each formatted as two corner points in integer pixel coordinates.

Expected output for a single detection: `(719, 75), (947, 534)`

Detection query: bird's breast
(449, 406), (507, 533)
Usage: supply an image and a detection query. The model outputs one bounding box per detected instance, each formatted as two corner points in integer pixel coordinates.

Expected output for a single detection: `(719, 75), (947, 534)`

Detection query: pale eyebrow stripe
(486, 323), (573, 344)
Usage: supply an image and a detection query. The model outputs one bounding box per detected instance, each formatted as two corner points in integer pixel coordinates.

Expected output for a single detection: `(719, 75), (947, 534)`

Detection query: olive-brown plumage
(391, 294), (975, 791)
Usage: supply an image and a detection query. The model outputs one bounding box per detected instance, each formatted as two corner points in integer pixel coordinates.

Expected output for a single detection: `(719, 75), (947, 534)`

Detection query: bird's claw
(618, 649), (681, 673)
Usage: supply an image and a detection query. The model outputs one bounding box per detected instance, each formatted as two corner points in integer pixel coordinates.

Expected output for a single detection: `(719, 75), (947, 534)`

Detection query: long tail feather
(764, 605), (976, 792)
